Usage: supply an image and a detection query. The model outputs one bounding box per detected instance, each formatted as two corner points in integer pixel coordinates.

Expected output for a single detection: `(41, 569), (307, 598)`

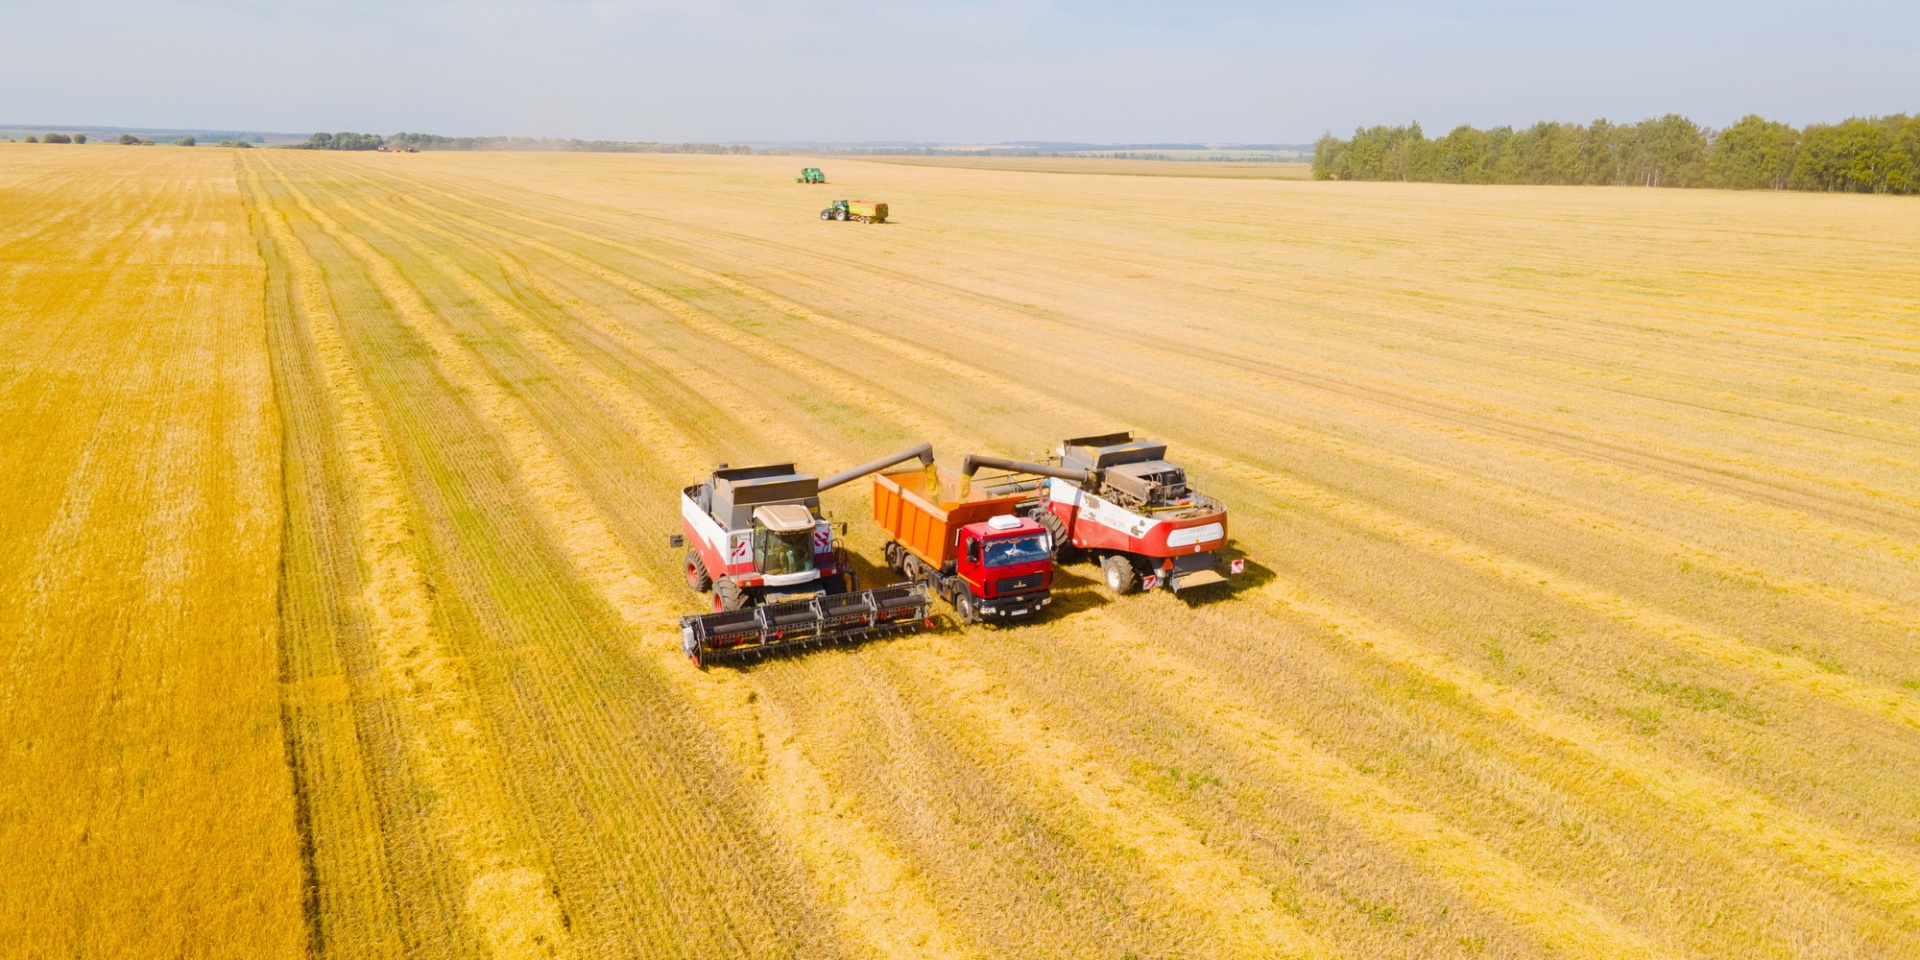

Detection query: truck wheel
(684, 549), (711, 592)
(714, 577), (747, 612)
(1102, 555), (1140, 596)
(955, 592), (979, 624)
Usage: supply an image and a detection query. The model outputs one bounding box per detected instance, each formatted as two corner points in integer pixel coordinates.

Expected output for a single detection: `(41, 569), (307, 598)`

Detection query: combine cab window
(755, 526), (817, 576)
(983, 535), (1050, 568)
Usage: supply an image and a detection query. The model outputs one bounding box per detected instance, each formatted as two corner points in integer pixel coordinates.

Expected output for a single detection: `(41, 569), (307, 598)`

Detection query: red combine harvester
(960, 432), (1243, 596)
(871, 461), (1055, 624)
(671, 445), (937, 666)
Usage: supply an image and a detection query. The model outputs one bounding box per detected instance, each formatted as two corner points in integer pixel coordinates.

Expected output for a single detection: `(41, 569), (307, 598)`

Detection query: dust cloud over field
(3, 145), (1918, 959)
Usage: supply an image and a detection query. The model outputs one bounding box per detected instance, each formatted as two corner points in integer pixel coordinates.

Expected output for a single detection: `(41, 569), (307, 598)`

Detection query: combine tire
(1102, 555), (1140, 596)
(1033, 509), (1081, 563)
(818, 573), (848, 596)
(955, 591), (979, 624)
(714, 577), (747, 612)
(684, 549), (711, 592)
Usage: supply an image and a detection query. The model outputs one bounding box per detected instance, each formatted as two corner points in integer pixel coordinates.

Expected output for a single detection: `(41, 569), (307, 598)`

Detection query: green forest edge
(1313, 114), (1920, 194)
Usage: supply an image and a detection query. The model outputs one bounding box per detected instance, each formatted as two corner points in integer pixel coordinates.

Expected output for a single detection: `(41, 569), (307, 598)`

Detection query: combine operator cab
(678, 463), (846, 609)
(671, 446), (938, 667)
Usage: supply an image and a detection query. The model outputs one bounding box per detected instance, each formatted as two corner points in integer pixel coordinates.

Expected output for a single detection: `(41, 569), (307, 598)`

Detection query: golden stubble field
(2, 144), (1918, 960)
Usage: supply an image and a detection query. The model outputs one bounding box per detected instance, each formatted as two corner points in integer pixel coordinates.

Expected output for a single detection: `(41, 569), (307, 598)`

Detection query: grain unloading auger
(959, 432), (1244, 596)
(671, 444), (938, 667)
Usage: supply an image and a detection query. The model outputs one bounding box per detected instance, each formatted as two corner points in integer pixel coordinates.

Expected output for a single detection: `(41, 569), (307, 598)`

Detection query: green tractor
(796, 167), (826, 184)
(820, 200), (888, 224)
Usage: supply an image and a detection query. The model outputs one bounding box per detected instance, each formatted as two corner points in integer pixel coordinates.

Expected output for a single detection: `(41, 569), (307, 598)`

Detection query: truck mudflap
(680, 582), (933, 667)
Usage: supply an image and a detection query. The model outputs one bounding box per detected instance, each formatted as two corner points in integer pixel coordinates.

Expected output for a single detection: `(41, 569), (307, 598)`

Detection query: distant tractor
(821, 199), (888, 223)
(796, 167), (827, 183)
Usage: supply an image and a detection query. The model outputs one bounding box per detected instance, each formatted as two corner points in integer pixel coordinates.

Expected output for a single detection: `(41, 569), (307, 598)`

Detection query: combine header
(960, 432), (1242, 596)
(671, 445), (937, 666)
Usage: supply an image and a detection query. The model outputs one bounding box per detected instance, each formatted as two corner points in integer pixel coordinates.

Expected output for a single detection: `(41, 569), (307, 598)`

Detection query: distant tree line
(28, 133), (86, 144)
(1313, 114), (1920, 194)
(296, 131), (386, 151)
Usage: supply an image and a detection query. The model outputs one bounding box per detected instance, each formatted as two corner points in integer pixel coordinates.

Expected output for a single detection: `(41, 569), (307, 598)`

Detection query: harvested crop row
(0, 147), (306, 958)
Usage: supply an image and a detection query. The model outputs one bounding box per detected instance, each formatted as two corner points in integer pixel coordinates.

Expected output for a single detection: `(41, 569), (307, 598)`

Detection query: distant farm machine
(821, 199), (888, 223)
(796, 167), (827, 183)
(670, 432), (1240, 666)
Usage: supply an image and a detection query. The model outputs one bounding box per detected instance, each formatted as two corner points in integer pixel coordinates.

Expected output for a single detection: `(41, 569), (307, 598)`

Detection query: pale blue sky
(2, 1), (1914, 142)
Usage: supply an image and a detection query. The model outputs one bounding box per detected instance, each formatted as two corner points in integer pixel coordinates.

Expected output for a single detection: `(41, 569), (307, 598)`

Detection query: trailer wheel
(684, 549), (711, 592)
(955, 591), (979, 624)
(1102, 555), (1140, 596)
(714, 577), (747, 612)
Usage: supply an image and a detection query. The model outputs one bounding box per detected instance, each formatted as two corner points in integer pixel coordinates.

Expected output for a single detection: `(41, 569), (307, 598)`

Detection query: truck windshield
(755, 527), (816, 576)
(982, 534), (1049, 568)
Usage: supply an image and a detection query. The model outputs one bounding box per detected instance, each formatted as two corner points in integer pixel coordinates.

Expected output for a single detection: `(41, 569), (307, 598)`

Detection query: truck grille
(995, 574), (1044, 595)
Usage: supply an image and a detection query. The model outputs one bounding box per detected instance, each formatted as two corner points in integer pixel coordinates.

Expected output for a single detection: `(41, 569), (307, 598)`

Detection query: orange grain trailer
(873, 466), (1054, 623)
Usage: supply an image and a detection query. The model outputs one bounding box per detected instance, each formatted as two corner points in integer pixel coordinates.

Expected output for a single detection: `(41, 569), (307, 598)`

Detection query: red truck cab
(951, 515), (1053, 621)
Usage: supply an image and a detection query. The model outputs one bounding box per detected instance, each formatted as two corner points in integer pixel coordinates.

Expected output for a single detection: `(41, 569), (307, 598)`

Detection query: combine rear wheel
(714, 577), (747, 611)
(684, 549), (711, 592)
(1102, 555), (1140, 596)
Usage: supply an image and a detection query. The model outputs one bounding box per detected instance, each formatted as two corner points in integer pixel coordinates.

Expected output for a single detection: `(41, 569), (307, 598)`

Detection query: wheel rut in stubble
(266, 153), (980, 960)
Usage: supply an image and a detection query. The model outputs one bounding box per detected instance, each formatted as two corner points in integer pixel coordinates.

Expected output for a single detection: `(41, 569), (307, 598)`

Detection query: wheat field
(3, 144), (1917, 959)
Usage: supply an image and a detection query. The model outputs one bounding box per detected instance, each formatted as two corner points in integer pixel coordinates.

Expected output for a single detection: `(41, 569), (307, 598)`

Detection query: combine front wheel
(1034, 509), (1081, 563)
(714, 577), (747, 611)
(1102, 555), (1140, 596)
